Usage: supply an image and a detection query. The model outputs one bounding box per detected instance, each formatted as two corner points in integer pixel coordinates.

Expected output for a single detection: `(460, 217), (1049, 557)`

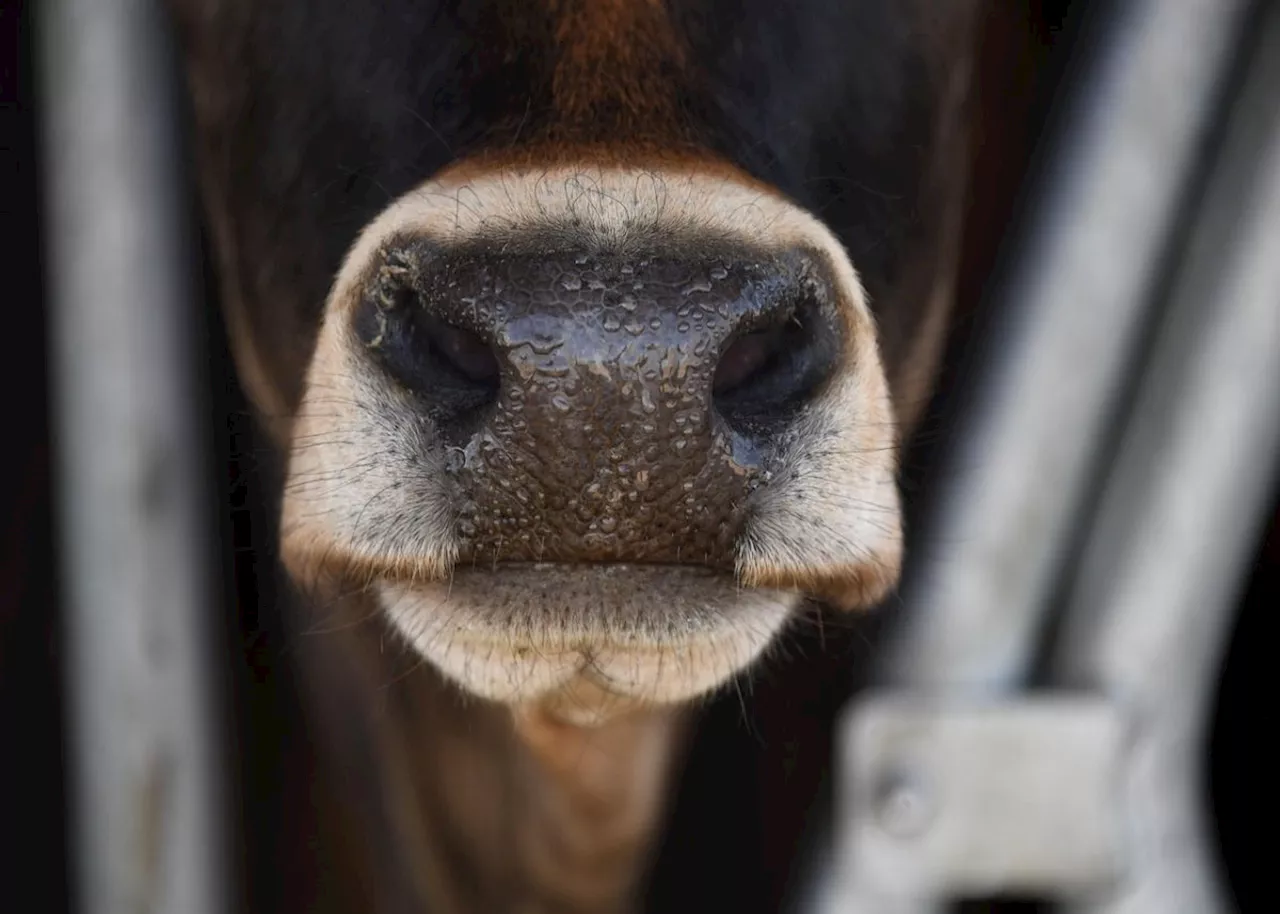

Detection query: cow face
(170, 0), (978, 720)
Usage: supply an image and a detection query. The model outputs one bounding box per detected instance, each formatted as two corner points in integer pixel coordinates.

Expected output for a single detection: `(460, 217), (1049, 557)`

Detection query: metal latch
(833, 695), (1127, 901)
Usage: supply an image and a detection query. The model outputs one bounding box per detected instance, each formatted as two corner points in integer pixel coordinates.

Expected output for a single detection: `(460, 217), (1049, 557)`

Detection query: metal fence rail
(882, 0), (1251, 695)
(38, 2), (229, 913)
(1053, 12), (1280, 906)
(809, 0), (1280, 910)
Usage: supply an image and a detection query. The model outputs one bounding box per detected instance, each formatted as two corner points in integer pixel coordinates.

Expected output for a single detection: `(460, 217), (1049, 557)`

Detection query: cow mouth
(374, 562), (801, 717)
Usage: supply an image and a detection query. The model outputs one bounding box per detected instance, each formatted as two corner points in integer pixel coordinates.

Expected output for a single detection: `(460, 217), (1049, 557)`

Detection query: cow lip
(372, 558), (739, 586)
(447, 560), (730, 575)
(376, 563), (793, 653)
(284, 535), (878, 609)
(374, 564), (804, 707)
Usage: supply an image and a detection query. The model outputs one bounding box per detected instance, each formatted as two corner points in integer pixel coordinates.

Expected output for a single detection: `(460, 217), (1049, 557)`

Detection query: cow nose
(353, 242), (843, 567)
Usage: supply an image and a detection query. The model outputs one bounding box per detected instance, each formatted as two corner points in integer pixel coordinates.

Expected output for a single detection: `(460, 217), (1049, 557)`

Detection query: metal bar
(802, 2), (1259, 910)
(38, 2), (229, 913)
(881, 0), (1249, 692)
(1052, 5), (1280, 910)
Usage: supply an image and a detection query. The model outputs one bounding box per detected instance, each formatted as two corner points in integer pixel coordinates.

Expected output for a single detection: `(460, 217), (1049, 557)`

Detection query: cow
(162, 1), (1026, 911)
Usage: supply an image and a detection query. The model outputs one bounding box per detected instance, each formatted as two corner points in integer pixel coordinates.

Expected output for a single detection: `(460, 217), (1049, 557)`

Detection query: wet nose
(353, 241), (844, 567)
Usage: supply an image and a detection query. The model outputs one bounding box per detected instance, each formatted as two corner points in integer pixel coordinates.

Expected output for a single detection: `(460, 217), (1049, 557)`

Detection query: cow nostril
(713, 330), (782, 396)
(711, 292), (840, 436)
(354, 286), (500, 429)
(419, 314), (500, 384)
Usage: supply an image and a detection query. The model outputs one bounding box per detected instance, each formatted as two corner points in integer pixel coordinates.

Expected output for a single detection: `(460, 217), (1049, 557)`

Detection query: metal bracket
(836, 696), (1126, 902)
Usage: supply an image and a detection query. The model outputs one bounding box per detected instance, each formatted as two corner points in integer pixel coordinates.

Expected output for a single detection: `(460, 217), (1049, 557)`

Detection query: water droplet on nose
(649, 317), (662, 330)
(709, 266), (729, 280)
(677, 321), (690, 332)
(620, 295), (637, 312)
(599, 516), (618, 533)
(640, 388), (657, 414)
(511, 352), (537, 381)
(673, 440), (688, 453)
(682, 279), (713, 296)
(625, 321), (645, 336)
(552, 394), (571, 412)
(561, 275), (582, 291)
(574, 254), (590, 265)
(603, 315), (621, 332)
(528, 331), (563, 355)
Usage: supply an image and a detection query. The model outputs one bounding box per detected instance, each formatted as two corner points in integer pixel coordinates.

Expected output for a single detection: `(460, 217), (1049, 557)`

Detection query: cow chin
(378, 565), (800, 723)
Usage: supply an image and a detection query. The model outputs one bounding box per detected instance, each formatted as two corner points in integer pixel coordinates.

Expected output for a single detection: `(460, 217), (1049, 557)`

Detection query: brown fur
(547, 0), (688, 145)
(163, 0), (1000, 910)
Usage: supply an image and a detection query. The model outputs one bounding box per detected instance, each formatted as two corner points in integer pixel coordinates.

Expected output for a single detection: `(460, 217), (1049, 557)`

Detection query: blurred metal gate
(806, 0), (1280, 911)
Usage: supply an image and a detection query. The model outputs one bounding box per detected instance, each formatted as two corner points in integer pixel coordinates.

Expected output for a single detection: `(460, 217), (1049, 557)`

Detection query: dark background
(2, 2), (1273, 911)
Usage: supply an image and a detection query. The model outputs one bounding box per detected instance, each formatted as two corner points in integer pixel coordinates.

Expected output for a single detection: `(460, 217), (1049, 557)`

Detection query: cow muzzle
(281, 163), (904, 720)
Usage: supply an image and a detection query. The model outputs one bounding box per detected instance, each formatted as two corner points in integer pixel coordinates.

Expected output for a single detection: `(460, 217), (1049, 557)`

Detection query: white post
(39, 2), (229, 913)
